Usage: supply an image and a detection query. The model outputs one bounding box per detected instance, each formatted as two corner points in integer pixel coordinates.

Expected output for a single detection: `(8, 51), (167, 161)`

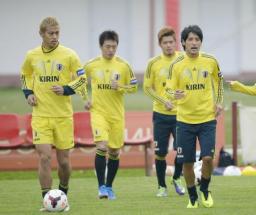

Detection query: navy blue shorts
(176, 120), (216, 163)
(153, 112), (176, 157)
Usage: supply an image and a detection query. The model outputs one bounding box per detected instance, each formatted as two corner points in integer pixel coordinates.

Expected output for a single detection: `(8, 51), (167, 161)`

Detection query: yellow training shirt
(84, 56), (137, 119)
(21, 44), (87, 117)
(230, 81), (256, 95)
(166, 53), (224, 124)
(143, 52), (182, 115)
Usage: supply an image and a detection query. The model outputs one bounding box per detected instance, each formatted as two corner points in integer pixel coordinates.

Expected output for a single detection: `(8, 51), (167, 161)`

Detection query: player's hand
(111, 80), (119, 90)
(27, 94), (37, 106)
(165, 101), (174, 110)
(215, 104), (223, 117)
(174, 90), (185, 99)
(51, 85), (64, 95)
(84, 100), (92, 110)
(225, 80), (234, 86)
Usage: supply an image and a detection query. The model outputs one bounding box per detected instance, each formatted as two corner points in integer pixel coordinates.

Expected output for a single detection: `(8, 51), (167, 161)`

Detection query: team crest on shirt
(111, 72), (120, 80)
(202, 71), (208, 78)
(56, 63), (64, 72)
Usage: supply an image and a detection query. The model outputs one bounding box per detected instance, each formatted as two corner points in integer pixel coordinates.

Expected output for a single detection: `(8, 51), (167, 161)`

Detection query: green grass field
(0, 170), (255, 214)
(1, 87), (256, 214)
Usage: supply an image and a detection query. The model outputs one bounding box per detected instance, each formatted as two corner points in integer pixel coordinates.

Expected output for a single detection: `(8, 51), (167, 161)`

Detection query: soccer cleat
(200, 191), (214, 208)
(187, 199), (199, 209)
(156, 186), (168, 197)
(98, 185), (108, 199)
(172, 178), (186, 195)
(106, 187), (116, 200)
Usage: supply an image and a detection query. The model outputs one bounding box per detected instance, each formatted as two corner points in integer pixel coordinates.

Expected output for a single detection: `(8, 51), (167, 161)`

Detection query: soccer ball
(223, 165), (242, 176)
(43, 189), (68, 212)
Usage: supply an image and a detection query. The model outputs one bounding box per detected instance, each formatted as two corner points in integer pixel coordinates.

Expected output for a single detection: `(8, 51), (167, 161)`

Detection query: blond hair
(39, 17), (59, 33)
(158, 26), (176, 43)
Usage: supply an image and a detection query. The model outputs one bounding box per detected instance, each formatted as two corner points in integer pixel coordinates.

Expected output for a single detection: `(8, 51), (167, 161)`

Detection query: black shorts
(176, 120), (216, 163)
(153, 112), (176, 157)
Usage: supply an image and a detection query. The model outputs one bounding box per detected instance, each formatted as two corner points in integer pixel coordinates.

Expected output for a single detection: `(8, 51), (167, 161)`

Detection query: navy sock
(173, 156), (183, 180)
(95, 153), (106, 187)
(187, 186), (198, 204)
(59, 183), (68, 195)
(155, 159), (167, 187)
(106, 158), (119, 187)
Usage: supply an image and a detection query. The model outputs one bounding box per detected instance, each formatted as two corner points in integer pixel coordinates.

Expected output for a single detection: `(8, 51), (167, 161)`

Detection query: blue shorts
(176, 120), (216, 163)
(153, 112), (176, 157)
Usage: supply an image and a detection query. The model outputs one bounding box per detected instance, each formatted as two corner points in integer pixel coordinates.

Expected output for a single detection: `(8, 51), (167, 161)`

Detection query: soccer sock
(173, 156), (183, 180)
(155, 156), (167, 188)
(106, 154), (119, 187)
(42, 188), (51, 198)
(59, 183), (69, 195)
(200, 177), (211, 198)
(95, 150), (107, 187)
(187, 186), (198, 204)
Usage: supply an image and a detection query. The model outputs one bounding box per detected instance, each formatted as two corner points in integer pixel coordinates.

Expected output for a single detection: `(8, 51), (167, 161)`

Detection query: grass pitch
(0, 170), (255, 215)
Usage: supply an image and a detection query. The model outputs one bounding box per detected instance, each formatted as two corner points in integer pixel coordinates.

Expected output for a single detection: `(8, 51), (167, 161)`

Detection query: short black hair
(99, 30), (119, 46)
(181, 25), (203, 50)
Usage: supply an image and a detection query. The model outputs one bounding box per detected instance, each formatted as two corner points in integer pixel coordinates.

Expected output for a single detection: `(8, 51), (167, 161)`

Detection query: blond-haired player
(21, 17), (87, 211)
(144, 26), (185, 197)
(84, 30), (137, 200)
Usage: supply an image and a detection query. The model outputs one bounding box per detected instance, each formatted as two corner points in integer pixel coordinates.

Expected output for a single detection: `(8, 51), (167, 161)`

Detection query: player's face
(40, 25), (60, 49)
(101, 40), (118, 60)
(184, 32), (202, 57)
(159, 35), (176, 56)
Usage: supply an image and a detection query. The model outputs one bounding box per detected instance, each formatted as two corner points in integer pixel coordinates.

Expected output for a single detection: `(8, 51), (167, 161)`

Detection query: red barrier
(0, 112), (225, 171)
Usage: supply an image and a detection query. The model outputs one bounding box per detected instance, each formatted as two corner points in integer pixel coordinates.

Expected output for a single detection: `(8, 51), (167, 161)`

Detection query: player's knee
(155, 149), (168, 158)
(39, 154), (51, 166)
(108, 149), (120, 160)
(58, 158), (70, 170)
(202, 156), (213, 163)
(96, 141), (107, 152)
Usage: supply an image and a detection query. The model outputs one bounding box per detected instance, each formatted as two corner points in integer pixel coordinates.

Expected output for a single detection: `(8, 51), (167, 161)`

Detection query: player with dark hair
(21, 16), (87, 211)
(144, 26), (185, 197)
(84, 30), (138, 200)
(166, 25), (223, 208)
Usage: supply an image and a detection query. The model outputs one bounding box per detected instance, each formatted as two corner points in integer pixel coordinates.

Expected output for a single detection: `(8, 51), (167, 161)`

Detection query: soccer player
(84, 30), (138, 200)
(143, 26), (185, 197)
(166, 25), (223, 208)
(226, 80), (256, 95)
(21, 17), (87, 211)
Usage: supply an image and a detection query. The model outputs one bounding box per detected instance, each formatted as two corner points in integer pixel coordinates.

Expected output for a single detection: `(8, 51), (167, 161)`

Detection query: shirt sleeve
(230, 81), (256, 95)
(165, 63), (178, 99)
(67, 52), (88, 100)
(212, 61), (224, 105)
(21, 52), (34, 92)
(143, 62), (167, 105)
(118, 64), (138, 94)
